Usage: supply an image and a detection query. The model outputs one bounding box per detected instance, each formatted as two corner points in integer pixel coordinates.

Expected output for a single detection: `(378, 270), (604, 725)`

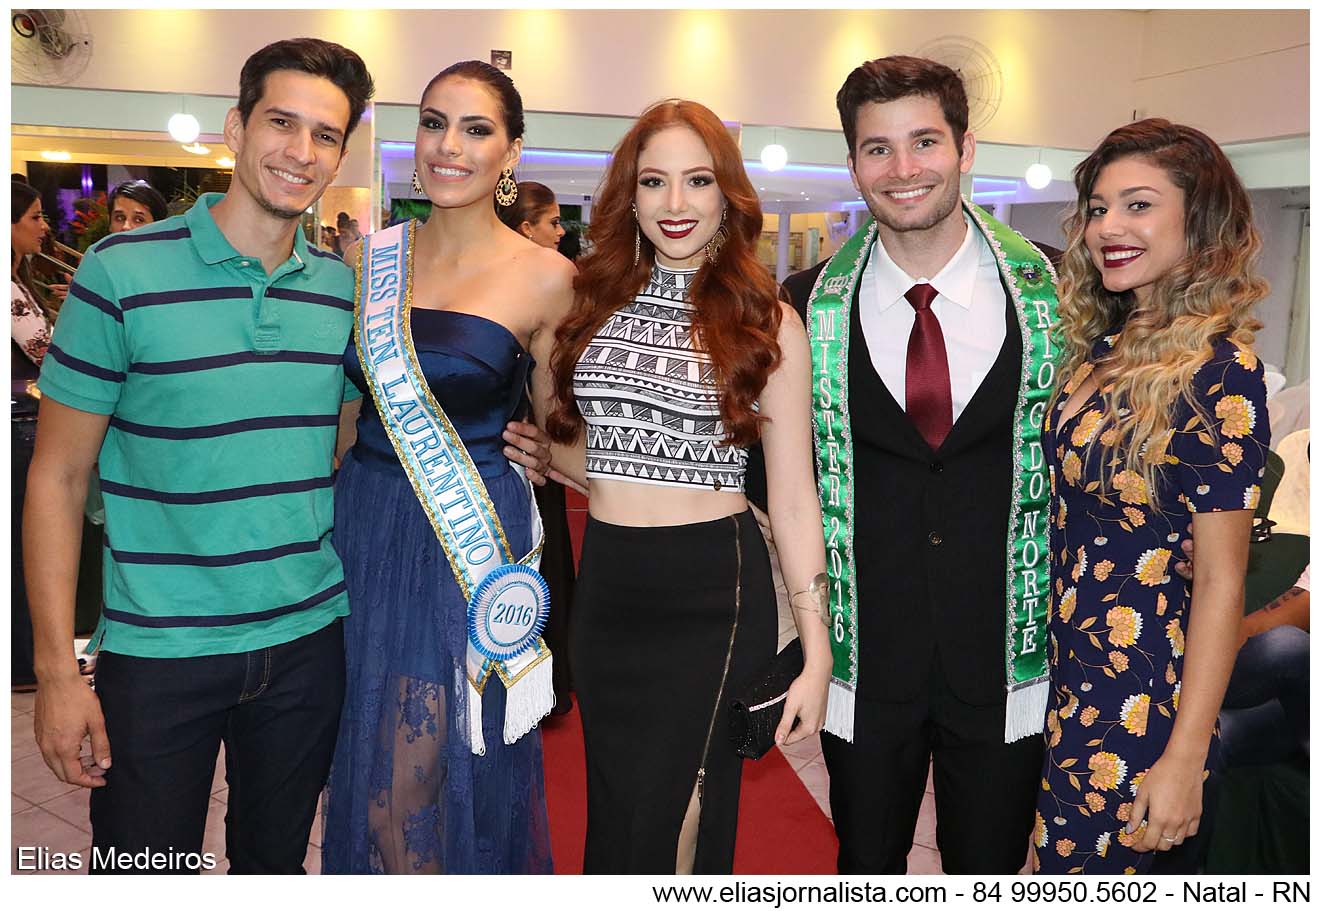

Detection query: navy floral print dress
(1033, 334), (1269, 874)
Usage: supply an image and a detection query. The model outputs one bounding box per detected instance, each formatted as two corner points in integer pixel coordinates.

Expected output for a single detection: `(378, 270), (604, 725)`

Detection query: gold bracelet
(789, 573), (830, 628)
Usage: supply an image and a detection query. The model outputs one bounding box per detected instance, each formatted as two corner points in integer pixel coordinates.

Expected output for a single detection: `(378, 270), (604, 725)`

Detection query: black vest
(749, 257), (1024, 705)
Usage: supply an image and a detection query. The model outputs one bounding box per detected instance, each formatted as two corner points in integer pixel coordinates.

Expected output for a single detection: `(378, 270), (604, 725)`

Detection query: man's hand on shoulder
(503, 419), (553, 485)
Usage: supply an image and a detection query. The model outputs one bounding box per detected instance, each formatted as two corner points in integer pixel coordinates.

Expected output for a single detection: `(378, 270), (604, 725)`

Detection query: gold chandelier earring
(495, 168), (518, 207)
(632, 202), (641, 267)
(411, 169), (423, 195)
(705, 208), (729, 264)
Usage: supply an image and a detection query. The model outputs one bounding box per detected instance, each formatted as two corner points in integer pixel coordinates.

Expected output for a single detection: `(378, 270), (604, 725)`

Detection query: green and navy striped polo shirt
(38, 193), (361, 658)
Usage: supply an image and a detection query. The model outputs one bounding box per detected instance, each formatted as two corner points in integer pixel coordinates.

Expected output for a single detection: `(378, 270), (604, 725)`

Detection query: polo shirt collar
(872, 213), (979, 314)
(185, 192), (308, 273)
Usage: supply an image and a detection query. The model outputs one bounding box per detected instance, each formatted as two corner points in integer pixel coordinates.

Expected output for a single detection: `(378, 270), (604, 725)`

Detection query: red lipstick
(658, 219), (697, 239)
(1099, 245), (1144, 269)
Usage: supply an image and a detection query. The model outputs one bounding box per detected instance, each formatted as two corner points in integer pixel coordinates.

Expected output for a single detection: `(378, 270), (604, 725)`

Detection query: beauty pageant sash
(806, 201), (1057, 744)
(356, 220), (553, 755)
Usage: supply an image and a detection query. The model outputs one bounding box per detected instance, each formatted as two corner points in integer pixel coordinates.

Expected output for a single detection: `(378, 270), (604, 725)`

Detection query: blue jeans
(1219, 624), (1310, 767)
(88, 619), (344, 874)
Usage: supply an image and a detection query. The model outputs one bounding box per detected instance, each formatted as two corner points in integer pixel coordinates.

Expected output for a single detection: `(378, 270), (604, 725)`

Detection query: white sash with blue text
(356, 220), (553, 755)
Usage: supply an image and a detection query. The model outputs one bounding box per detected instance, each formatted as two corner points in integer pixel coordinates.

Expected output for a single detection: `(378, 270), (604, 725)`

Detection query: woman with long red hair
(548, 100), (831, 873)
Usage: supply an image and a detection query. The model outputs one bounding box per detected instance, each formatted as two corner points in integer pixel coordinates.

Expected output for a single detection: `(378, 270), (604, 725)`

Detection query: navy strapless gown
(322, 309), (553, 874)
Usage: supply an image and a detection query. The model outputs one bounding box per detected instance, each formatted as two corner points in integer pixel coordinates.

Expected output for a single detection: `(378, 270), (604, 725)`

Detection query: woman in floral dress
(11, 181), (53, 366)
(1033, 120), (1270, 874)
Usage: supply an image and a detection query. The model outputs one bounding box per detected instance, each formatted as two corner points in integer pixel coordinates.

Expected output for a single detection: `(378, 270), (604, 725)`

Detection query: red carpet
(542, 703), (838, 874)
(545, 489), (838, 874)
(564, 488), (587, 564)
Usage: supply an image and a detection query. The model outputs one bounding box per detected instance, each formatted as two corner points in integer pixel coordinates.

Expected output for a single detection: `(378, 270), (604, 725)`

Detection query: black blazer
(750, 256), (1027, 706)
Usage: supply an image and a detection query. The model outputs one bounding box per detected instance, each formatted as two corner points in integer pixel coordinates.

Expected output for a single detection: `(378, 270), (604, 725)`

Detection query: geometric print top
(574, 263), (747, 492)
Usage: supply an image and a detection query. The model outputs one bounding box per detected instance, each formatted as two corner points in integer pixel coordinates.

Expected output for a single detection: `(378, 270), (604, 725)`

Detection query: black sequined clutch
(728, 639), (804, 760)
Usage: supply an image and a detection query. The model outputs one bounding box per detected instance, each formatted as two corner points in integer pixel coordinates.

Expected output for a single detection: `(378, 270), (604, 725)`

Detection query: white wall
(51, 9), (1306, 150)
(1135, 10), (1309, 143)
(1248, 188), (1308, 372)
(1007, 201), (1071, 253)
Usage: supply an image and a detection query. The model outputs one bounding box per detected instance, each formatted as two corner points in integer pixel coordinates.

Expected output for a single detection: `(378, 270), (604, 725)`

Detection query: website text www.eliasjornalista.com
(651, 881), (942, 907)
(648, 877), (1310, 908)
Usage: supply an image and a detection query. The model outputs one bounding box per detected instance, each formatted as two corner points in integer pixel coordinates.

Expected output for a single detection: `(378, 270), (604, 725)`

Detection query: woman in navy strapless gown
(321, 62), (576, 874)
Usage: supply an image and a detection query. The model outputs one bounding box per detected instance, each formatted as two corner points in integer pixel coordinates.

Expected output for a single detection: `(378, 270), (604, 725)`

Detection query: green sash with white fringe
(806, 201), (1058, 743)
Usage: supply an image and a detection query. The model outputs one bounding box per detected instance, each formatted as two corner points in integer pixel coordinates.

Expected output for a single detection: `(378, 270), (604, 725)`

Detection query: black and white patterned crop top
(573, 264), (748, 492)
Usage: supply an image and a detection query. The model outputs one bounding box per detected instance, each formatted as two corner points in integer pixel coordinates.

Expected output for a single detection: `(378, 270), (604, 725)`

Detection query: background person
(12, 181), (54, 367)
(333, 211), (351, 255)
(12, 180), (54, 693)
(1220, 567), (1309, 765)
(107, 179), (169, 233)
(498, 180), (565, 249)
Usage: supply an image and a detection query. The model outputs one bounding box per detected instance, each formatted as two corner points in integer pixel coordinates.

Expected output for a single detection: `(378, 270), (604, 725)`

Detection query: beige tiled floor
(10, 513), (994, 876)
(10, 690), (320, 876)
(12, 685), (944, 875)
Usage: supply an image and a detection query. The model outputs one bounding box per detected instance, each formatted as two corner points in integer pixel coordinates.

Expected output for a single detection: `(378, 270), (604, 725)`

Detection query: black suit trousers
(821, 656), (1042, 874)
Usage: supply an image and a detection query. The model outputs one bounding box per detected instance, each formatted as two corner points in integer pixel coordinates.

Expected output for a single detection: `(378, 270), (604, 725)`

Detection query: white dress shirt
(857, 215), (1008, 424)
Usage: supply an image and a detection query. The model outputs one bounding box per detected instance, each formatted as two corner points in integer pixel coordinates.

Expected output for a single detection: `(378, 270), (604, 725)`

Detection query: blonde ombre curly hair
(1054, 119), (1267, 502)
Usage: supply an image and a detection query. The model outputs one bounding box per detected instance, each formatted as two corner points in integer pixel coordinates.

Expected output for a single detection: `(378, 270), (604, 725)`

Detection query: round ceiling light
(1025, 162), (1053, 190)
(168, 112), (201, 144)
(760, 143), (788, 172)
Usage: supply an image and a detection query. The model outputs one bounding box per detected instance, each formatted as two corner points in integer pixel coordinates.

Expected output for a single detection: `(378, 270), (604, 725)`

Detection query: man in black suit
(771, 56), (1058, 874)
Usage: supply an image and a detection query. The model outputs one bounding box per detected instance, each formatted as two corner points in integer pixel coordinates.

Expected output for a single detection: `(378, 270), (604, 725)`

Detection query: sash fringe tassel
(824, 678), (855, 743)
(466, 674), (487, 757)
(503, 654), (554, 746)
(1004, 677), (1049, 742)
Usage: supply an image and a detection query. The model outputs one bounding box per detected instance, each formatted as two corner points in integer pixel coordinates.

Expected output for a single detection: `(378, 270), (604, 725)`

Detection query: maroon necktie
(904, 283), (953, 451)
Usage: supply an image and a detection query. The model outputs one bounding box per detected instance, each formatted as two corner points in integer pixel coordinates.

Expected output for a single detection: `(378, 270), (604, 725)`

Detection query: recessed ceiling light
(215, 156), (235, 168)
(182, 143), (210, 155)
(40, 150), (71, 161)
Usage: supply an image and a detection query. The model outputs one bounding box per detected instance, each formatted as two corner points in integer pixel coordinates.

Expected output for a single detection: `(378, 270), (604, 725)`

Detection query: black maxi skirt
(570, 508), (776, 874)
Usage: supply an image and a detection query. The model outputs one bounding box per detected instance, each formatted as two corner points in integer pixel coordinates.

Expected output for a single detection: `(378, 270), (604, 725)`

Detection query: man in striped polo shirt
(30, 41), (556, 874)
(26, 40), (388, 874)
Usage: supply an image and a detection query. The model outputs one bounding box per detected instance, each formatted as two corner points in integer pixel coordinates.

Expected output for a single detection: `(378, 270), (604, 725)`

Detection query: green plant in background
(168, 182), (199, 217)
(390, 197), (433, 224)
